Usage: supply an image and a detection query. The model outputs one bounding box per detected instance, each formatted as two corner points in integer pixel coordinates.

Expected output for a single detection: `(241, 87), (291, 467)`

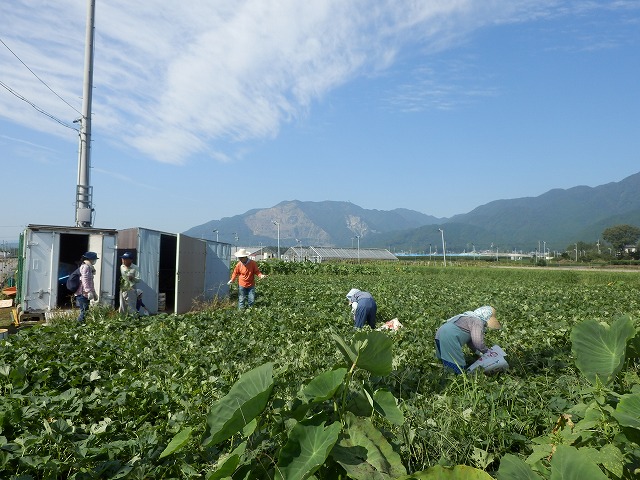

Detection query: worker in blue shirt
(345, 288), (377, 329)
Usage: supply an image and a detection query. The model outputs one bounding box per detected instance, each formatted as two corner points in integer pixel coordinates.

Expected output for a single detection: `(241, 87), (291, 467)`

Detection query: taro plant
(497, 315), (640, 479)
(160, 330), (494, 479)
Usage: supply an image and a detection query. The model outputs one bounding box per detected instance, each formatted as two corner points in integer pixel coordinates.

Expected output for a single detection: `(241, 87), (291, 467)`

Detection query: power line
(0, 80), (78, 131)
(0, 37), (81, 115)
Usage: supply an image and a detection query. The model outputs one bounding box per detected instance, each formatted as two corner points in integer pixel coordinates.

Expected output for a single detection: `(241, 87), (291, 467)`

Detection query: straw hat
(234, 248), (251, 258)
(486, 307), (501, 330)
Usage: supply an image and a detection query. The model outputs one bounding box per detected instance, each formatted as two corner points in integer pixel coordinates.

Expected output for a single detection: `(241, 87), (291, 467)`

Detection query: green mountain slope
(183, 172), (640, 252)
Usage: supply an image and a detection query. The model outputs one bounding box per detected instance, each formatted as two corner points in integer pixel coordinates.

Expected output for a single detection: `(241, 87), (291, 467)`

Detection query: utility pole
(272, 221), (280, 259)
(438, 228), (446, 267)
(295, 239), (302, 262)
(75, 0), (96, 227)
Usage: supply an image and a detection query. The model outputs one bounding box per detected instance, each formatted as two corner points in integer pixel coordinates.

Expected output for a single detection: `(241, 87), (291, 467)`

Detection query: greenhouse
(281, 246), (397, 262)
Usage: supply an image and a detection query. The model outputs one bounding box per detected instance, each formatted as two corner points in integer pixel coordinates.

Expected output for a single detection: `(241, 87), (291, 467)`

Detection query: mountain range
(184, 171), (640, 253)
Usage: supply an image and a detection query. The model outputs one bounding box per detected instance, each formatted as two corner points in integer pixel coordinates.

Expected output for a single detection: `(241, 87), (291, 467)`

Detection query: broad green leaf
(570, 316), (635, 385)
(206, 439), (247, 480)
(592, 444), (624, 479)
(612, 392), (640, 429)
(395, 465), (493, 479)
(159, 427), (193, 459)
(549, 445), (608, 480)
(202, 363), (274, 447)
(353, 331), (393, 376)
(373, 389), (404, 426)
(332, 333), (358, 366)
(242, 418), (257, 437)
(346, 388), (374, 417)
(206, 453), (239, 480)
(332, 412), (406, 479)
(298, 368), (348, 403)
(496, 453), (539, 480)
(275, 420), (341, 480)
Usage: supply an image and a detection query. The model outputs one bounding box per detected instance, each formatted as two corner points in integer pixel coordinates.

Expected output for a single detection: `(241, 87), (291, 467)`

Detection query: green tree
(602, 224), (640, 252)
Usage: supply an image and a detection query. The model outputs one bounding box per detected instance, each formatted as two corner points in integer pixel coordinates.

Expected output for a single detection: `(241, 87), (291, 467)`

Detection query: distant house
(623, 244), (637, 254)
(281, 246), (397, 263)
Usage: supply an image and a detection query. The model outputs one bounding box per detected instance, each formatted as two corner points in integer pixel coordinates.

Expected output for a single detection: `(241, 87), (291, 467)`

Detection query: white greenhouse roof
(283, 246), (397, 261)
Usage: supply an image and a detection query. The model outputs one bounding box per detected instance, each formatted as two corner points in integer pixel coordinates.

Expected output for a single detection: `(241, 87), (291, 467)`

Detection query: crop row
(0, 263), (638, 478)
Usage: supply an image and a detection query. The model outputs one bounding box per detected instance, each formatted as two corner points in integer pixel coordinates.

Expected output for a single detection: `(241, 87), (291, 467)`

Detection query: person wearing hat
(119, 251), (140, 314)
(345, 288), (377, 329)
(75, 251), (99, 324)
(228, 248), (266, 309)
(434, 305), (501, 374)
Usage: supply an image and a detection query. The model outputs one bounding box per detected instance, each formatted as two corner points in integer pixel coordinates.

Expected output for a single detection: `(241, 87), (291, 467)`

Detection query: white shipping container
(19, 225), (118, 319)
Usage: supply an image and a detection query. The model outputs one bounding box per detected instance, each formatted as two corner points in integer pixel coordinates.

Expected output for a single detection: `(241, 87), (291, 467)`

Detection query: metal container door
(175, 234), (206, 314)
(22, 229), (57, 311)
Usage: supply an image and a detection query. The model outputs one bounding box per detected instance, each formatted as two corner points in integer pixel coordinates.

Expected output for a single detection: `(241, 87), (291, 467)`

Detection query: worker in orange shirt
(227, 249), (266, 309)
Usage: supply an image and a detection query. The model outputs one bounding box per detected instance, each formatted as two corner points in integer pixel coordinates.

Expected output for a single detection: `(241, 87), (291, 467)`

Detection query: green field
(0, 262), (638, 479)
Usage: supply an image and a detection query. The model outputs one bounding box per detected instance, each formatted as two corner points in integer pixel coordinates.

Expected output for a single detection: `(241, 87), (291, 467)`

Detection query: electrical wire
(0, 80), (78, 131)
(0, 37), (81, 115)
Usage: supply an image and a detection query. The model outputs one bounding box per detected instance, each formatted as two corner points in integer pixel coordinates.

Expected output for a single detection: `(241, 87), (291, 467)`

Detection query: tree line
(562, 224), (640, 262)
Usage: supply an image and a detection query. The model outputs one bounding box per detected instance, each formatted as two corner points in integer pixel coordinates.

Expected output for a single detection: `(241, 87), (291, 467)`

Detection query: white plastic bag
(378, 318), (403, 331)
(467, 345), (509, 373)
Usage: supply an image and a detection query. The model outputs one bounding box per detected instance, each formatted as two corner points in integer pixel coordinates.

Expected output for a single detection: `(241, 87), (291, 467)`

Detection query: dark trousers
(354, 297), (377, 328)
(75, 295), (89, 323)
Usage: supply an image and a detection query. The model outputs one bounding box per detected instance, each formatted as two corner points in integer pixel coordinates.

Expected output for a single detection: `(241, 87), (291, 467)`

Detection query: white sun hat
(234, 248), (251, 258)
(346, 288), (360, 301)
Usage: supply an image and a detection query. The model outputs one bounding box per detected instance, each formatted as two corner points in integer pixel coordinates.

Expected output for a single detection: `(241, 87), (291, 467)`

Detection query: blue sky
(1, 1), (639, 244)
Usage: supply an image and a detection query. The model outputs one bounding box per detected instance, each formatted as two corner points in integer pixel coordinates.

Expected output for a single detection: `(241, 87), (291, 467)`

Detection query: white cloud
(1, 0), (634, 166)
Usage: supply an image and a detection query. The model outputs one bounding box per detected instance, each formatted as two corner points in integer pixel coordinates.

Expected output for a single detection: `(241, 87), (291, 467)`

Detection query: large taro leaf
(549, 445), (608, 480)
(570, 316), (635, 385)
(333, 331), (393, 376)
(275, 420), (341, 480)
(201, 363), (274, 447)
(332, 412), (406, 479)
(496, 453), (540, 480)
(395, 465), (493, 479)
(298, 368), (348, 404)
(612, 392), (640, 429)
(592, 444), (624, 480)
(353, 331), (393, 376)
(372, 389), (404, 426)
(332, 333), (358, 366)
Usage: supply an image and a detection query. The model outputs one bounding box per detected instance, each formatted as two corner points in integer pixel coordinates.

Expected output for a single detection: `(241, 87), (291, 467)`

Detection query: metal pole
(75, 0), (96, 227)
(356, 235), (360, 263)
(213, 229), (218, 241)
(273, 221), (280, 259)
(439, 229), (446, 267)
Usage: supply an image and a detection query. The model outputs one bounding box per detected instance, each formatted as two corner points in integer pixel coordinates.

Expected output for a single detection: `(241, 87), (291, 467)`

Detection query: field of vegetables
(0, 262), (639, 479)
